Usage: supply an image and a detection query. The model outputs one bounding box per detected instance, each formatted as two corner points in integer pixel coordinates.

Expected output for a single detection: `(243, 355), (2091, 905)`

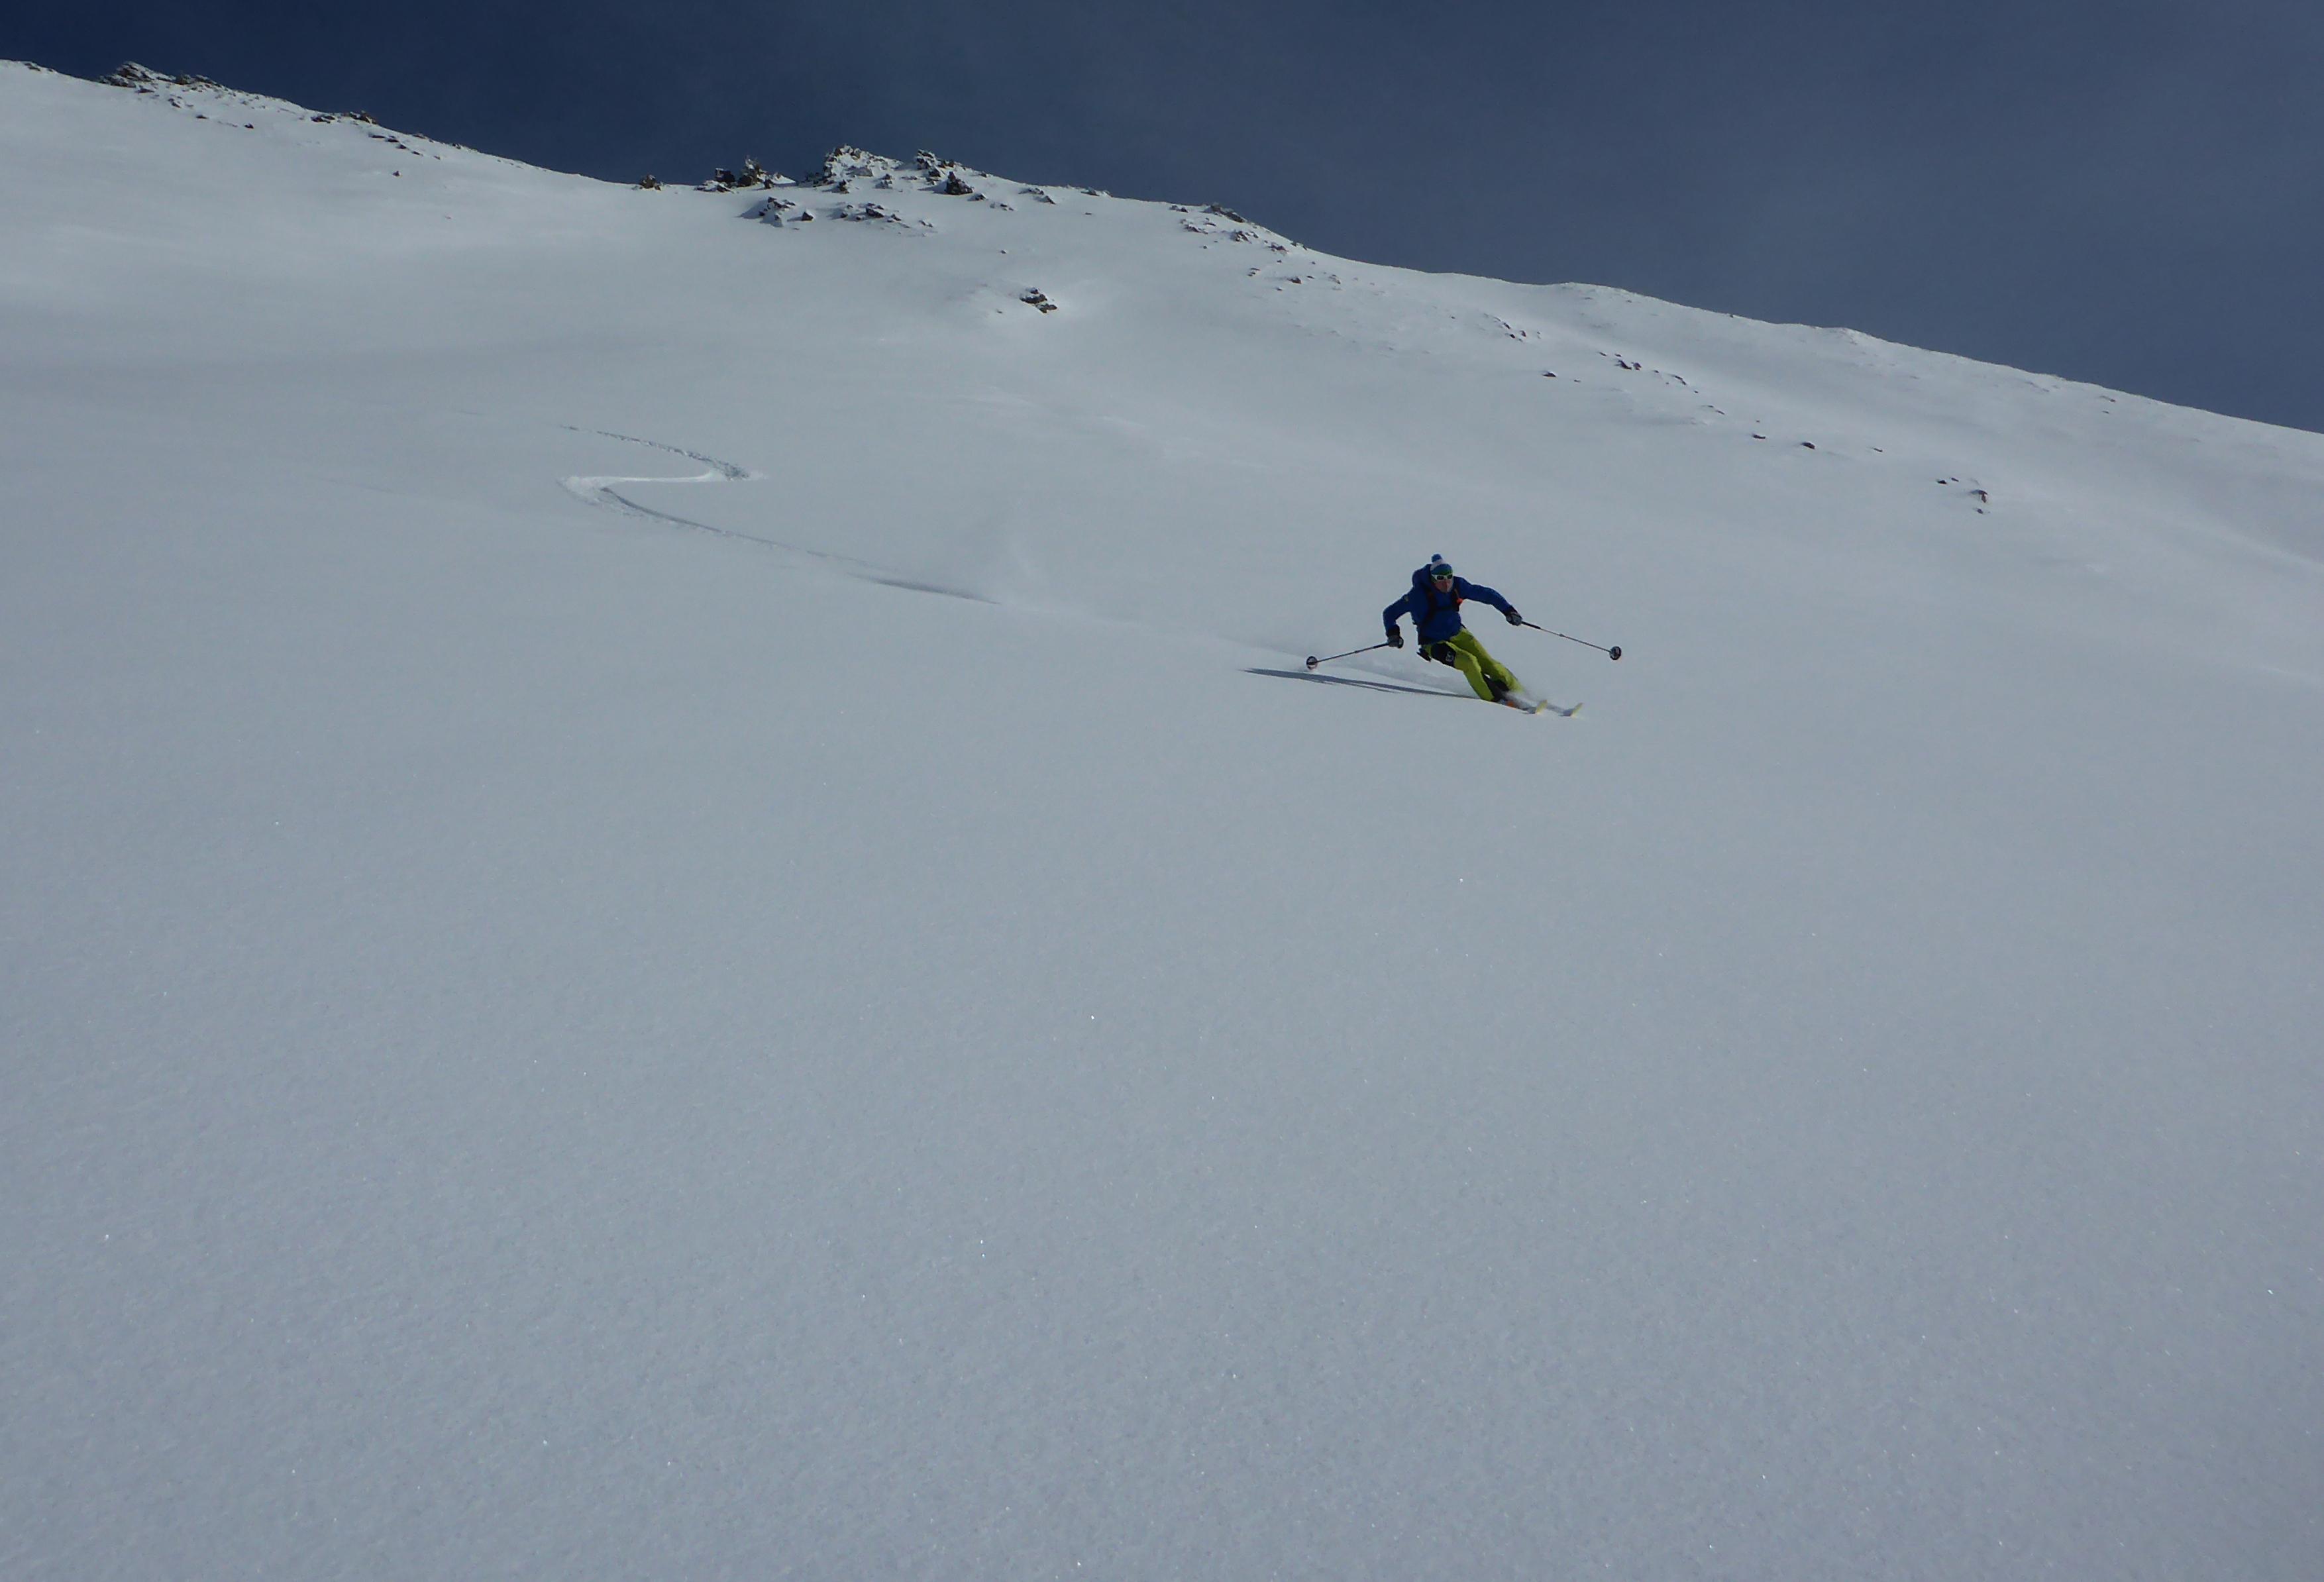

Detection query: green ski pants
(1427, 629), (1520, 702)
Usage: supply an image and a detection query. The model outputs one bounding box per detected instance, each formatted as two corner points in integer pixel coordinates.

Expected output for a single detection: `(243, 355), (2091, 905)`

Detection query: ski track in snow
(1247, 666), (1581, 715)
(1247, 666), (1469, 702)
(560, 431), (1342, 668)
(559, 427), (996, 604)
(558, 428), (755, 521)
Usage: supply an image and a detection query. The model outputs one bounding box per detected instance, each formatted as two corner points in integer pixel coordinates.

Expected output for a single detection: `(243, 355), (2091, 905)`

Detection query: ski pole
(1305, 641), (1395, 671)
(1520, 621), (1622, 661)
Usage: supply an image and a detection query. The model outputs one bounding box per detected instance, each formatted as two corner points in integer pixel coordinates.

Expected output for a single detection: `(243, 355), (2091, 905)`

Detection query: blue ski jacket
(1385, 567), (1515, 643)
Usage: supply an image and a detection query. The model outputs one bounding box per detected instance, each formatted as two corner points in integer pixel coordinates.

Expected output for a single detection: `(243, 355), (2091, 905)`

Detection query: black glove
(1385, 628), (1403, 648)
(1505, 607), (1524, 625)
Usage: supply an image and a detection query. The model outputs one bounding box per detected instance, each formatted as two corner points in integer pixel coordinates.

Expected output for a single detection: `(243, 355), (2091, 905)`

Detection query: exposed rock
(833, 201), (927, 229)
(706, 159), (781, 192)
(819, 146), (887, 188)
(104, 63), (219, 90)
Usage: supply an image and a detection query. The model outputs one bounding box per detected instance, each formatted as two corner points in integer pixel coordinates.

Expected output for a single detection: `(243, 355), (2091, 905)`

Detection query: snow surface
(5, 60), (2322, 1579)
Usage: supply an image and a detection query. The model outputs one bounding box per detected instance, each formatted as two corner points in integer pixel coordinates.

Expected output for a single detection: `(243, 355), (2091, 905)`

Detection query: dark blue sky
(16, 1), (2321, 432)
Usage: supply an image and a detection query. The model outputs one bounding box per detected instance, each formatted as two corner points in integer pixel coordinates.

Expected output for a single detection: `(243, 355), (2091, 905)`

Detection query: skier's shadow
(1245, 666), (1467, 701)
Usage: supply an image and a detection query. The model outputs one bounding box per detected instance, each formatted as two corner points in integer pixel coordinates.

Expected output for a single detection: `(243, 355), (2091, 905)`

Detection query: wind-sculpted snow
(6, 58), (2324, 1582)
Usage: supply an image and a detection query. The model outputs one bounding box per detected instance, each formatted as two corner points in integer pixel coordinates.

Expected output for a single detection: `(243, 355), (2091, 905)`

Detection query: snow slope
(5, 60), (2321, 1579)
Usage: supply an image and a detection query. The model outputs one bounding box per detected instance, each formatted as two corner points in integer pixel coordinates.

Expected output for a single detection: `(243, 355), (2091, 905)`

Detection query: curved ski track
(560, 428), (995, 604)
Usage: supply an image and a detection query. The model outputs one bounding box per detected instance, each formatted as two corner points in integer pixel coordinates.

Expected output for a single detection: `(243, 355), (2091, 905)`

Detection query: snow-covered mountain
(5, 59), (2321, 1580)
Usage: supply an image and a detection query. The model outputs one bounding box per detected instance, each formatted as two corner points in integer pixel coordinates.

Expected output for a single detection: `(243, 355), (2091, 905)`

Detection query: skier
(1383, 555), (1528, 704)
